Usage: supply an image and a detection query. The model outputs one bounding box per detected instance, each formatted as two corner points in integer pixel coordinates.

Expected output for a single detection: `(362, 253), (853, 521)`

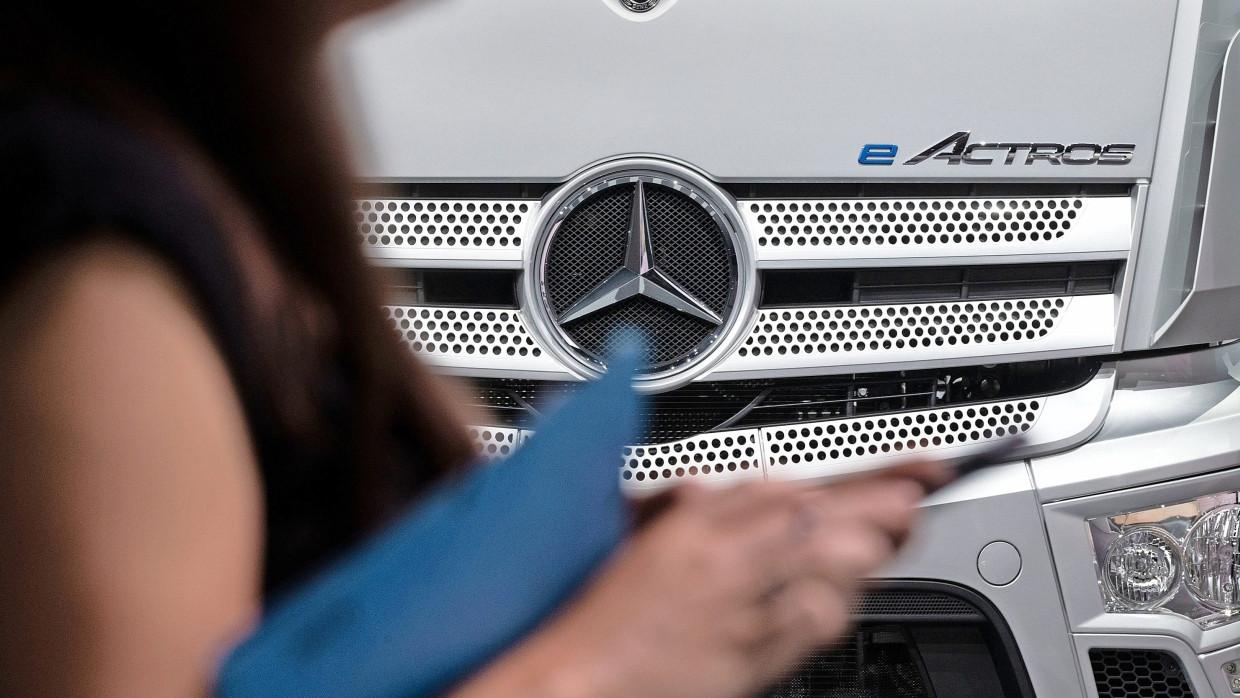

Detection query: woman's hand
(450, 462), (946, 698)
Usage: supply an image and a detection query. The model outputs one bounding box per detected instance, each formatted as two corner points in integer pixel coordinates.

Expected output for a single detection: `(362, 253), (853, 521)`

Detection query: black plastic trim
(389, 269), (520, 308)
(359, 181), (1134, 202)
(867, 580), (1036, 698)
(761, 262), (1119, 308)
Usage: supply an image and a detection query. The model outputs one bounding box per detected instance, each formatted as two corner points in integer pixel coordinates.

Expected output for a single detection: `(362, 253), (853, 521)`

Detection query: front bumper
(873, 341), (1240, 697)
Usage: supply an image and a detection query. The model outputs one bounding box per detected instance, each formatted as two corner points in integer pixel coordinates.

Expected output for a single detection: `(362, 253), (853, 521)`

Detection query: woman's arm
(0, 238), (263, 696)
(449, 472), (936, 698)
(0, 235), (936, 698)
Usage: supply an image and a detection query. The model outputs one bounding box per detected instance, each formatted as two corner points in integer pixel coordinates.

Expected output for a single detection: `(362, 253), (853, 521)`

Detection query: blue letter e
(858, 144), (898, 165)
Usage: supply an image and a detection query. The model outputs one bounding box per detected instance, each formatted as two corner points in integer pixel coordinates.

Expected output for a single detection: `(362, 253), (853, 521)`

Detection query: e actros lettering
(860, 131), (1135, 166)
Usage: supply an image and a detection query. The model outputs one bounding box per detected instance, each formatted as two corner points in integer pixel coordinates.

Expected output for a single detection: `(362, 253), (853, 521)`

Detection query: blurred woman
(0, 1), (944, 695)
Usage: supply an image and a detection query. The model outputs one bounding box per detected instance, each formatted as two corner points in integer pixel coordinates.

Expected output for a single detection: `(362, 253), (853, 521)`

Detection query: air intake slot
(468, 357), (1100, 443)
(765, 583), (1033, 698)
(389, 269), (519, 308)
(1088, 649), (1196, 698)
(761, 262), (1119, 308)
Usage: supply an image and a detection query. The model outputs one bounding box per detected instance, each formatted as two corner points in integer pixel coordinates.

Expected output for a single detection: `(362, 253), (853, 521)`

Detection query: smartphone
(782, 434), (1029, 492)
(945, 434), (1029, 478)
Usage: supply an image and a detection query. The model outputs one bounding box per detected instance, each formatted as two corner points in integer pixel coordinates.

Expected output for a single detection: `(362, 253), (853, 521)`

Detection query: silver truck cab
(333, 1), (1240, 694)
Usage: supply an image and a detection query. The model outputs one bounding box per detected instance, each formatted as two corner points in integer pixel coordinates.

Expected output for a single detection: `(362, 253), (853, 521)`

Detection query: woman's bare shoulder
(0, 234), (263, 696)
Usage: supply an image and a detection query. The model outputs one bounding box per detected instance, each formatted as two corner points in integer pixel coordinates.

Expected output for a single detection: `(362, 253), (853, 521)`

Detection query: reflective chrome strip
(706, 294), (1116, 378)
(623, 430), (766, 487)
(743, 196), (1132, 265)
(385, 305), (564, 375)
(358, 199), (536, 266)
(391, 294), (1116, 379)
(469, 426), (525, 461)
(357, 194), (1131, 266)
(471, 368), (1113, 494)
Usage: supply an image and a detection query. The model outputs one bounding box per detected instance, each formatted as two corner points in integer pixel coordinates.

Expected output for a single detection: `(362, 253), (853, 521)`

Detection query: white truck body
(334, 2), (1240, 694)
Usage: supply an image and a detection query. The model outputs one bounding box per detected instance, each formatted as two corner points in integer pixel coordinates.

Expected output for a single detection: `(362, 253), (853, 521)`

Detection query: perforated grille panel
(469, 426), (523, 461)
(489, 395), (1046, 490)
(738, 298), (1067, 359)
(761, 399), (1040, 473)
(385, 306), (543, 358)
(622, 430), (763, 485)
(1088, 649), (1196, 698)
(746, 197), (1082, 249)
(356, 199), (532, 249)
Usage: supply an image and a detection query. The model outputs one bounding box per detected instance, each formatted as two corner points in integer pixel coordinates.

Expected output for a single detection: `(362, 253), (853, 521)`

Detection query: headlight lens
(1103, 527), (1181, 609)
(1087, 491), (1240, 628)
(1184, 504), (1240, 611)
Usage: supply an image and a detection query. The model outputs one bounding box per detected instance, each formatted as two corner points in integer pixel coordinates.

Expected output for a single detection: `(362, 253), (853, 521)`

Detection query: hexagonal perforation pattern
(622, 431), (763, 485)
(762, 399), (1041, 471)
(356, 199), (533, 249)
(746, 197), (1083, 249)
(738, 298), (1067, 359)
(1088, 649), (1196, 698)
(469, 426), (524, 461)
(386, 306), (543, 359)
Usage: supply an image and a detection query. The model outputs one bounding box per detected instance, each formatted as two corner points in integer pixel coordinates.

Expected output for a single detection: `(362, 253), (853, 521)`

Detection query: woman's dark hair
(0, 0), (476, 590)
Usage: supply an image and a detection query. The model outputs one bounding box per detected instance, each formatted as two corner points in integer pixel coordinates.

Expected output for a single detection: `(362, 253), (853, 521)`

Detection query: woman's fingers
(456, 468), (938, 698)
(792, 520), (898, 589)
(824, 458), (954, 493)
(678, 476), (924, 603)
(687, 479), (804, 526)
(802, 477), (925, 546)
(752, 579), (854, 672)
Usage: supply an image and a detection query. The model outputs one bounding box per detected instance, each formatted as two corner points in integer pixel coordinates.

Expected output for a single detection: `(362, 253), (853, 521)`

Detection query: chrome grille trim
(355, 194), (1130, 265)
(388, 294), (1117, 379)
(469, 426), (525, 461)
(761, 398), (1040, 476)
(360, 192), (1125, 377)
(358, 198), (536, 265)
(623, 430), (766, 486)
(744, 195), (1132, 264)
(709, 294), (1116, 377)
(469, 368), (1113, 492)
(385, 305), (563, 373)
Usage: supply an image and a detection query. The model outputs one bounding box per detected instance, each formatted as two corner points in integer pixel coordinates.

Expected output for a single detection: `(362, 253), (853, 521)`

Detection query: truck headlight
(1184, 504), (1240, 611)
(1102, 526), (1181, 609)
(1088, 492), (1240, 628)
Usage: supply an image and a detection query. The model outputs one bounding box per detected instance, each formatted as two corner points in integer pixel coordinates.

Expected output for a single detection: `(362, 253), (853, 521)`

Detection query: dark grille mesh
(643, 187), (732, 311)
(544, 185), (630, 311)
(561, 297), (718, 367)
(762, 589), (1023, 698)
(852, 589), (982, 619)
(542, 179), (735, 372)
(765, 628), (931, 698)
(1089, 649), (1195, 698)
(467, 357), (1102, 444)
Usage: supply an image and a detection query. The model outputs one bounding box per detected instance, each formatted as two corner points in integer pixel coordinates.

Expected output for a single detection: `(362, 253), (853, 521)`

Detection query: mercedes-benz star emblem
(557, 182), (722, 327)
(528, 161), (752, 389)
